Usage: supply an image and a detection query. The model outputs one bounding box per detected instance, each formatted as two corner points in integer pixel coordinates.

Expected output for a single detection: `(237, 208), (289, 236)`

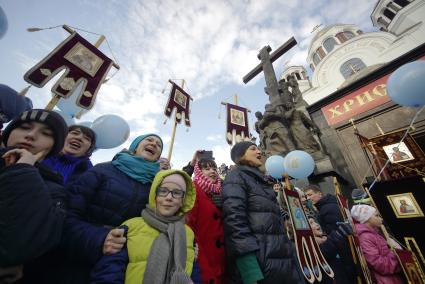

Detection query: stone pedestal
(308, 155), (352, 197)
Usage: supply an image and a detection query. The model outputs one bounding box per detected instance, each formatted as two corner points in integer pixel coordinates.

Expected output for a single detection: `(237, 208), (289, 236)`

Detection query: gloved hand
(335, 222), (353, 239)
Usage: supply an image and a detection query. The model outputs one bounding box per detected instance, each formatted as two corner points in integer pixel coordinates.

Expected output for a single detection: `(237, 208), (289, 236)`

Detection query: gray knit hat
(231, 141), (256, 164)
(351, 188), (367, 200)
(2, 109), (67, 157)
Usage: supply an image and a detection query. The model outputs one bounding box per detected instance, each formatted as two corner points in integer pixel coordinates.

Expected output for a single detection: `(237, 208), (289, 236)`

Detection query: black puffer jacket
(315, 194), (357, 283)
(222, 165), (304, 284)
(0, 152), (66, 266)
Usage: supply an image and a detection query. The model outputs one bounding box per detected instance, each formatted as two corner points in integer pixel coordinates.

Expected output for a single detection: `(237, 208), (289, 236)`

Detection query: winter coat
(355, 223), (404, 284)
(318, 228), (356, 284)
(90, 169), (196, 284)
(42, 154), (93, 185)
(315, 193), (357, 283)
(0, 152), (66, 267)
(222, 165), (304, 284)
(0, 148), (67, 284)
(187, 184), (226, 284)
(62, 162), (152, 283)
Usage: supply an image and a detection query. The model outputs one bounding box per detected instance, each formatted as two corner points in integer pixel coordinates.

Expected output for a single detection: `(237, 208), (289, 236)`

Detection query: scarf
(112, 151), (159, 184)
(193, 162), (221, 196)
(42, 154), (93, 184)
(142, 206), (191, 284)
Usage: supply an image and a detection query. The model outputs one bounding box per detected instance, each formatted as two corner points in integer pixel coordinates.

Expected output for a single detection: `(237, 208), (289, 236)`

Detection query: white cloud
(212, 144), (233, 166)
(206, 134), (222, 142)
(3, 0), (378, 168)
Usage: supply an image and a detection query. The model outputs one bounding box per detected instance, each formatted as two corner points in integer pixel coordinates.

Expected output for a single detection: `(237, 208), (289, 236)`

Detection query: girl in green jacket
(90, 169), (196, 284)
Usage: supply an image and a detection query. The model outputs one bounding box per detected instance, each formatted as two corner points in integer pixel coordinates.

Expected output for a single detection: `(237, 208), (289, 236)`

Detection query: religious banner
(225, 103), (250, 145)
(24, 32), (113, 109)
(394, 248), (425, 283)
(334, 178), (373, 284)
(164, 80), (192, 127)
(354, 130), (391, 181)
(368, 176), (425, 272)
(365, 130), (425, 180)
(281, 185), (334, 283)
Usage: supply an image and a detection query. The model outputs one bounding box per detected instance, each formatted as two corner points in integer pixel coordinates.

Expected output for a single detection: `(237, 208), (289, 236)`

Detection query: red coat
(188, 184), (226, 284)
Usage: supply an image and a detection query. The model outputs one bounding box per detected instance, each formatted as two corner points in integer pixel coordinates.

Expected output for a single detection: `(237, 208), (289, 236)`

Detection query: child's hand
(103, 228), (126, 255)
(2, 149), (46, 166)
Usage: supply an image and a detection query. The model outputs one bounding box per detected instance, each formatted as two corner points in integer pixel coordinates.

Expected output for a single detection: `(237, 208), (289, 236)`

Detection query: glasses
(156, 187), (186, 199)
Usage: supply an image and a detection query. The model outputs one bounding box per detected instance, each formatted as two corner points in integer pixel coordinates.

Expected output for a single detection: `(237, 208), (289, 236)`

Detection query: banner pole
(167, 79), (185, 161)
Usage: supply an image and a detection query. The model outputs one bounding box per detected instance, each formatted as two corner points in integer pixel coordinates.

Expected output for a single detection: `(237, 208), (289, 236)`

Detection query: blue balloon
(387, 61), (425, 107)
(0, 6), (8, 39)
(284, 150), (315, 179)
(54, 109), (75, 126)
(265, 155), (286, 179)
(57, 82), (88, 117)
(91, 114), (130, 149)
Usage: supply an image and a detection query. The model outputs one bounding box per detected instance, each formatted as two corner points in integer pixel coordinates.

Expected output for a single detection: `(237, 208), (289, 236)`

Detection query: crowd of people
(0, 106), (407, 284)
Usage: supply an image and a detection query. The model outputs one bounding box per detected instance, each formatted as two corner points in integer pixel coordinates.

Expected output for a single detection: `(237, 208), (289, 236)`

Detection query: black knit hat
(2, 109), (68, 157)
(231, 141), (256, 164)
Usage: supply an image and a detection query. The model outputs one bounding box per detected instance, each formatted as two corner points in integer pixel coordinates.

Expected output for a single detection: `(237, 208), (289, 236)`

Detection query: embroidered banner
(164, 80), (192, 127)
(282, 187), (334, 283)
(226, 103), (250, 145)
(24, 32), (113, 109)
(394, 248), (425, 283)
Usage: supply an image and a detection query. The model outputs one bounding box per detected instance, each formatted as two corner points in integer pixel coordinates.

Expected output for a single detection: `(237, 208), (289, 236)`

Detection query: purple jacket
(355, 223), (404, 284)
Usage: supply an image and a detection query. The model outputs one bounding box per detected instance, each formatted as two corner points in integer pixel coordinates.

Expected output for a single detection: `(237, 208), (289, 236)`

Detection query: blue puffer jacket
(62, 162), (151, 283)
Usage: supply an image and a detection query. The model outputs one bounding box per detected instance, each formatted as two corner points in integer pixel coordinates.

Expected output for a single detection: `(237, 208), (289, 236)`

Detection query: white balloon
(77, 121), (93, 128)
(91, 114), (130, 149)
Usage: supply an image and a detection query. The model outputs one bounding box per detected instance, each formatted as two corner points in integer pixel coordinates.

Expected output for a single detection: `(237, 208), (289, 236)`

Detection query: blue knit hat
(129, 134), (163, 157)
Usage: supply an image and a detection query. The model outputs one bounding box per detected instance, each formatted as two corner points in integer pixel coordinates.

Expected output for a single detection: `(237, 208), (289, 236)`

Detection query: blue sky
(0, 0), (378, 168)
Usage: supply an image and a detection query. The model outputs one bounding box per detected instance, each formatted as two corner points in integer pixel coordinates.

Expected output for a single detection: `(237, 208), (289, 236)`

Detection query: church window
(394, 0), (409, 8)
(323, 37), (338, 53)
(317, 47), (326, 59)
(295, 73), (301, 80)
(336, 32), (347, 43)
(343, 31), (355, 40)
(340, 58), (367, 79)
(313, 53), (321, 66)
(383, 8), (396, 20)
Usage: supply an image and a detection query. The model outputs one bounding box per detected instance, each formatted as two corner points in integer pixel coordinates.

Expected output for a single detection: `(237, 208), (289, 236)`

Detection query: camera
(198, 150), (213, 160)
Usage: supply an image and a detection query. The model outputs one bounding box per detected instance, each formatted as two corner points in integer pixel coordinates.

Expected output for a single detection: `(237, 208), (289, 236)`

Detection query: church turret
(371, 0), (424, 36)
(280, 65), (311, 93)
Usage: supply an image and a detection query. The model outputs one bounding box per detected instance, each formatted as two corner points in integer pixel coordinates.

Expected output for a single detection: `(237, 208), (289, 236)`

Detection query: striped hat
(2, 109), (67, 157)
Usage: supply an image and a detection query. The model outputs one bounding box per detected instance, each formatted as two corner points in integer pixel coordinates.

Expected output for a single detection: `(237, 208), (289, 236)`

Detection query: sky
(0, 0), (378, 169)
